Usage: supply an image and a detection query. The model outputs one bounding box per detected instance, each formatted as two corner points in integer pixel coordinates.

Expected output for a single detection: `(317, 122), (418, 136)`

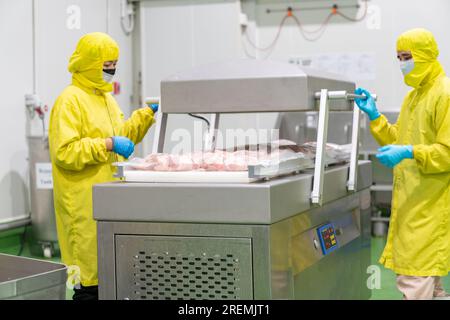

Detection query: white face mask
(400, 59), (415, 76)
(102, 69), (116, 83)
(102, 71), (114, 83)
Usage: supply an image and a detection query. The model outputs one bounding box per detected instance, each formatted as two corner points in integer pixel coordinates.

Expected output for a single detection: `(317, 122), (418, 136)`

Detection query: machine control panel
(317, 223), (338, 255)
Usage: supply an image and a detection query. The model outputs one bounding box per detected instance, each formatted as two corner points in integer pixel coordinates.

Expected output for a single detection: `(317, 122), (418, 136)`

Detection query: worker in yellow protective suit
(355, 28), (450, 300)
(49, 32), (157, 300)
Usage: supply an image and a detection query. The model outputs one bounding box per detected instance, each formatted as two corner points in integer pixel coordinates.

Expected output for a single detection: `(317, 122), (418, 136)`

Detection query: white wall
(33, 0), (108, 136)
(0, 0), (33, 224)
(138, 0), (450, 155)
(3, 0), (447, 224)
(0, 0), (135, 226)
(108, 0), (135, 117)
(139, 0), (242, 154)
(243, 0), (450, 110)
(140, 0), (450, 153)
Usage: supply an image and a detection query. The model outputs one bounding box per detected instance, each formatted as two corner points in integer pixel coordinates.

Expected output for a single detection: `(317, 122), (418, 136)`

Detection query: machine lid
(160, 59), (355, 113)
(163, 59), (349, 82)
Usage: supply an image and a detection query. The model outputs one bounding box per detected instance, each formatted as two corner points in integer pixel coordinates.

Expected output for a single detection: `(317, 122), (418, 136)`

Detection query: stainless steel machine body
(281, 110), (399, 236)
(94, 163), (371, 300)
(93, 60), (373, 300)
(0, 253), (66, 300)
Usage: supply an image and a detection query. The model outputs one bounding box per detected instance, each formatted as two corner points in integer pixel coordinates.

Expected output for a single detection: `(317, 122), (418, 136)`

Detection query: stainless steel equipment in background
(27, 136), (59, 258)
(279, 111), (358, 146)
(93, 60), (373, 300)
(360, 111), (399, 236)
(285, 110), (399, 237)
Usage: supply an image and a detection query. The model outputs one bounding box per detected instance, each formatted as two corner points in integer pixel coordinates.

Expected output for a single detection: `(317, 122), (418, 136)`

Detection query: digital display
(317, 223), (338, 255)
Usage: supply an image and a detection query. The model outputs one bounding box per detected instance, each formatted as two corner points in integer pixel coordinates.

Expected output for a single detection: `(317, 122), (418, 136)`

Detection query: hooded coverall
(49, 32), (155, 287)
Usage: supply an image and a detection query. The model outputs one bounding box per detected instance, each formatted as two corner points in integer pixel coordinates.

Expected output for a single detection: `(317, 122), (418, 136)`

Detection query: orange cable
(244, 1), (369, 50)
(336, 1), (368, 22)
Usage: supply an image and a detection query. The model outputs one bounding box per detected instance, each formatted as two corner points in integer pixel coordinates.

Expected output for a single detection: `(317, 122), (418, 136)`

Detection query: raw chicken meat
(301, 142), (352, 164)
(125, 140), (350, 172)
(203, 151), (225, 171)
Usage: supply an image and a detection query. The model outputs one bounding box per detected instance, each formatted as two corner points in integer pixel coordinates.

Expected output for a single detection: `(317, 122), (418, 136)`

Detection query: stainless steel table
(0, 253), (67, 300)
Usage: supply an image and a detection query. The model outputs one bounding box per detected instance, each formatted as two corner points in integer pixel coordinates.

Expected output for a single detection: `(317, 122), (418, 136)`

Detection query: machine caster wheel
(372, 221), (388, 237)
(43, 246), (53, 259)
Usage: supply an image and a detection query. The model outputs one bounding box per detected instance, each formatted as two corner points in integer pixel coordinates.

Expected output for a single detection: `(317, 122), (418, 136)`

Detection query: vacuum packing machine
(93, 59), (373, 300)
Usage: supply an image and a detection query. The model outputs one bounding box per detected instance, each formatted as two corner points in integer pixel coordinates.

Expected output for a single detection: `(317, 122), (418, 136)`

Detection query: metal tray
(0, 253), (67, 300)
(113, 155), (315, 183)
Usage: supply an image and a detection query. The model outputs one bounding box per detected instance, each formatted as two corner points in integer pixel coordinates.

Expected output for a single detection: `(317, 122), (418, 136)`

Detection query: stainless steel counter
(94, 161), (371, 224)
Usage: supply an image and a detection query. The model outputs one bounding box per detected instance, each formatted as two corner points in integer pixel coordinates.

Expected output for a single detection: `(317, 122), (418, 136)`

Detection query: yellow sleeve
(49, 95), (109, 171)
(117, 107), (156, 145)
(414, 96), (450, 174)
(369, 114), (399, 146)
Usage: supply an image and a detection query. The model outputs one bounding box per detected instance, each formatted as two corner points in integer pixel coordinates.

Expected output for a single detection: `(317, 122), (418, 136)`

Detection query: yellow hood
(68, 32), (119, 93)
(396, 28), (444, 88)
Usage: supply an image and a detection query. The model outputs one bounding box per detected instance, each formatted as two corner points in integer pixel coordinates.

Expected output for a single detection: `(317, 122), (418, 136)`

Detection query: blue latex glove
(112, 136), (135, 159)
(376, 145), (413, 168)
(354, 88), (380, 121)
(148, 103), (159, 113)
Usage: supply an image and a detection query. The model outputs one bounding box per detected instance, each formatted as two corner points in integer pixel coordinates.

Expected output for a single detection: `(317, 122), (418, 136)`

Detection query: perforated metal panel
(115, 235), (253, 300)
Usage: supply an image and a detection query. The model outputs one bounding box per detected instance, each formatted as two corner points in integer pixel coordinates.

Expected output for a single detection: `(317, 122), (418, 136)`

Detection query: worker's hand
(376, 145), (413, 168)
(111, 136), (135, 159)
(354, 88), (380, 121)
(148, 103), (159, 113)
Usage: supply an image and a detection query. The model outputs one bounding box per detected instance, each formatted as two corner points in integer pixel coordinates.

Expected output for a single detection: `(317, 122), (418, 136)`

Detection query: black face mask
(103, 68), (116, 75)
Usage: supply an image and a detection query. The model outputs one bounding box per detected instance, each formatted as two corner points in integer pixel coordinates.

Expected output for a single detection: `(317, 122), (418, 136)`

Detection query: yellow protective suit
(49, 32), (155, 286)
(371, 29), (450, 276)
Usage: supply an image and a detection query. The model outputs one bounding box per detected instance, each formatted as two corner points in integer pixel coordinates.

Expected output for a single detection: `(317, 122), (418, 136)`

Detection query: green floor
(0, 226), (448, 300)
(370, 237), (450, 300)
(370, 237), (404, 300)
